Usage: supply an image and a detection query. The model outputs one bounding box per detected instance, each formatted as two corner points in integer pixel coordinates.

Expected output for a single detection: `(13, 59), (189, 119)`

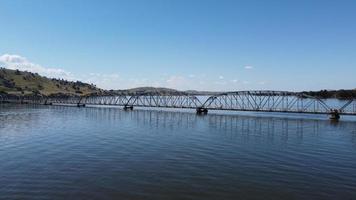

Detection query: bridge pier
(196, 107), (208, 115)
(77, 103), (86, 107)
(44, 100), (52, 105)
(123, 105), (134, 111)
(329, 109), (340, 121)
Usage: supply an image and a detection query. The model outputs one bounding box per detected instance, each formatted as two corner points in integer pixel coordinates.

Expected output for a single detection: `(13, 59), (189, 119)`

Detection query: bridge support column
(77, 103), (86, 107)
(196, 107), (208, 115)
(44, 100), (52, 105)
(124, 105), (134, 111)
(329, 109), (340, 121)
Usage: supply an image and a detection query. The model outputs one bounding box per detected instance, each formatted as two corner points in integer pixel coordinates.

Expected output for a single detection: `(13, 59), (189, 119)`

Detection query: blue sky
(1, 0), (356, 91)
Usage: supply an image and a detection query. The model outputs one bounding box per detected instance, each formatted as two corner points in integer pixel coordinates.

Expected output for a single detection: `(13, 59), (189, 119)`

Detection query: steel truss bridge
(1, 91), (356, 119)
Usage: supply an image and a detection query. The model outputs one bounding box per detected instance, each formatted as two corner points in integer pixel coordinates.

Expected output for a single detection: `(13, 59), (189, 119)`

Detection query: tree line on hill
(303, 89), (356, 99)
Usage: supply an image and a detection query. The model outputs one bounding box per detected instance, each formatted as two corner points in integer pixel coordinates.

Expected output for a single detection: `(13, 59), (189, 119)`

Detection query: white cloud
(244, 65), (254, 70)
(0, 54), (260, 91)
(215, 81), (227, 85)
(0, 54), (74, 80)
(166, 75), (188, 88)
(81, 73), (121, 89)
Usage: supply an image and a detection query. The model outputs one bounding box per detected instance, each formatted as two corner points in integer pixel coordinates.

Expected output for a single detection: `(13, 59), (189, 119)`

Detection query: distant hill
(0, 68), (103, 96)
(184, 90), (221, 95)
(110, 87), (186, 95)
(303, 89), (356, 99)
(2, 68), (355, 99)
(109, 87), (222, 96)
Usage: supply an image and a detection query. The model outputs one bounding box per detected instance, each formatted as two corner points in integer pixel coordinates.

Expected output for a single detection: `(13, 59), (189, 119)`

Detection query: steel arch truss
(202, 91), (332, 114)
(81, 95), (130, 106)
(126, 95), (202, 108)
(339, 99), (356, 114)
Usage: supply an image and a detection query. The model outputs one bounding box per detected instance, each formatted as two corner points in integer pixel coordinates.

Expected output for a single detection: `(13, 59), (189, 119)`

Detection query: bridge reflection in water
(40, 105), (356, 146)
(1, 91), (356, 119)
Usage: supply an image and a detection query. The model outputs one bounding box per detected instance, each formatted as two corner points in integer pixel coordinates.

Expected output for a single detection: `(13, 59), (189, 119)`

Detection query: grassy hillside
(0, 68), (103, 96)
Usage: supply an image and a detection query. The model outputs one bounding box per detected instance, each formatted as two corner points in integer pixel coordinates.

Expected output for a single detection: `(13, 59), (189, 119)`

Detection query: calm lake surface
(1, 104), (356, 200)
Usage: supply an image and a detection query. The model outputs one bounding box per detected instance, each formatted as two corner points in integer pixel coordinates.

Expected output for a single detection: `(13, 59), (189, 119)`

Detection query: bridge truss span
(45, 94), (203, 109)
(338, 99), (356, 115)
(202, 91), (334, 114)
(81, 95), (130, 106)
(125, 95), (202, 109)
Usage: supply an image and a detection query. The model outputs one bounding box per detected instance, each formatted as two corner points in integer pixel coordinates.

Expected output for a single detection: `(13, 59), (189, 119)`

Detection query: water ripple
(0, 104), (356, 199)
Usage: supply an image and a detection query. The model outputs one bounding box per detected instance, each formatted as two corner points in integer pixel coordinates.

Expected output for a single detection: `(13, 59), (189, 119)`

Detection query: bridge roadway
(1, 91), (356, 119)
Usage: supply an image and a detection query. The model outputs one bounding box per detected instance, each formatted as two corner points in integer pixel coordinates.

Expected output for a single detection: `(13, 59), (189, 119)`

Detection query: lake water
(1, 104), (356, 200)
